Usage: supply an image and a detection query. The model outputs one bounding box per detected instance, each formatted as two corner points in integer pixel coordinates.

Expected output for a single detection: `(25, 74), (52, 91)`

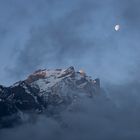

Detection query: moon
(115, 24), (120, 31)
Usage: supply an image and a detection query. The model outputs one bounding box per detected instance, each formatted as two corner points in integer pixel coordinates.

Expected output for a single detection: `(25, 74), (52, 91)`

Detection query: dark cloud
(10, 0), (100, 78)
(1, 89), (140, 140)
(0, 0), (140, 139)
(4, 0), (138, 85)
(118, 0), (140, 26)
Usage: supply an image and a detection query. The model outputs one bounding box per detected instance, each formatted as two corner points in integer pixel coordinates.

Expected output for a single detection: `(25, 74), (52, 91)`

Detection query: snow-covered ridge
(24, 66), (100, 96)
(0, 66), (100, 128)
(25, 66), (85, 83)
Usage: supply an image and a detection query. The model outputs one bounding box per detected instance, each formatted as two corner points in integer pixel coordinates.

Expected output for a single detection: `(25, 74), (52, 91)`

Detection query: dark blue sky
(1, 1), (140, 139)
(0, 0), (140, 85)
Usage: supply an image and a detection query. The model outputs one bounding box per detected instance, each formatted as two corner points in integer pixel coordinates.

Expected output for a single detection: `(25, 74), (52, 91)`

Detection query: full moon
(115, 24), (120, 31)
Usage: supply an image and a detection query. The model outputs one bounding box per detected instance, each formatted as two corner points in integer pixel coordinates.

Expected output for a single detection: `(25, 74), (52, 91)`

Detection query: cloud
(2, 0), (138, 85)
(1, 88), (140, 140)
(0, 0), (140, 139)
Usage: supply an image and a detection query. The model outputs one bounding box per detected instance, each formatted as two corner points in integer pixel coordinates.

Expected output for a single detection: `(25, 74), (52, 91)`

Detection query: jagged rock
(0, 66), (100, 128)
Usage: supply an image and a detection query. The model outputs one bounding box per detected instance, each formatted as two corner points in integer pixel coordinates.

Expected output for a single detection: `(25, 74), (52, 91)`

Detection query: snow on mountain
(0, 66), (100, 128)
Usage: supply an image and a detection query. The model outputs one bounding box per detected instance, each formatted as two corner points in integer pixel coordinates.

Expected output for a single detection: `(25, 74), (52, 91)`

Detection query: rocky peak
(0, 66), (100, 128)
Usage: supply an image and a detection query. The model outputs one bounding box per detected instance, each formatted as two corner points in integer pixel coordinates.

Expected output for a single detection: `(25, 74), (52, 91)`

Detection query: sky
(0, 0), (140, 86)
(0, 0), (140, 139)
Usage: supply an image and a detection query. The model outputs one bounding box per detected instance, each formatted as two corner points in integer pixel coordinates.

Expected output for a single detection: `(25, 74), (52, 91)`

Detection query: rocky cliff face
(0, 66), (100, 128)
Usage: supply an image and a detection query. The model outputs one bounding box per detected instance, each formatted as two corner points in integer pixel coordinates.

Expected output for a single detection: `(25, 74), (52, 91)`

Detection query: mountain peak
(0, 66), (100, 128)
(25, 66), (75, 84)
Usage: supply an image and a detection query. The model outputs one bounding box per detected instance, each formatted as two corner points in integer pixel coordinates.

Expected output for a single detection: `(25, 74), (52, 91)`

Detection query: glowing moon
(115, 24), (120, 31)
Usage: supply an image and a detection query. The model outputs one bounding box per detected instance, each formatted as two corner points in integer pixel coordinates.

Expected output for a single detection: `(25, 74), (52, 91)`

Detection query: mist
(0, 0), (139, 85)
(0, 93), (140, 140)
(0, 0), (140, 139)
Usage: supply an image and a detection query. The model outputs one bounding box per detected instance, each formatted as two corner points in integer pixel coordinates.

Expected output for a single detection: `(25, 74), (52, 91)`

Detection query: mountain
(0, 66), (100, 128)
